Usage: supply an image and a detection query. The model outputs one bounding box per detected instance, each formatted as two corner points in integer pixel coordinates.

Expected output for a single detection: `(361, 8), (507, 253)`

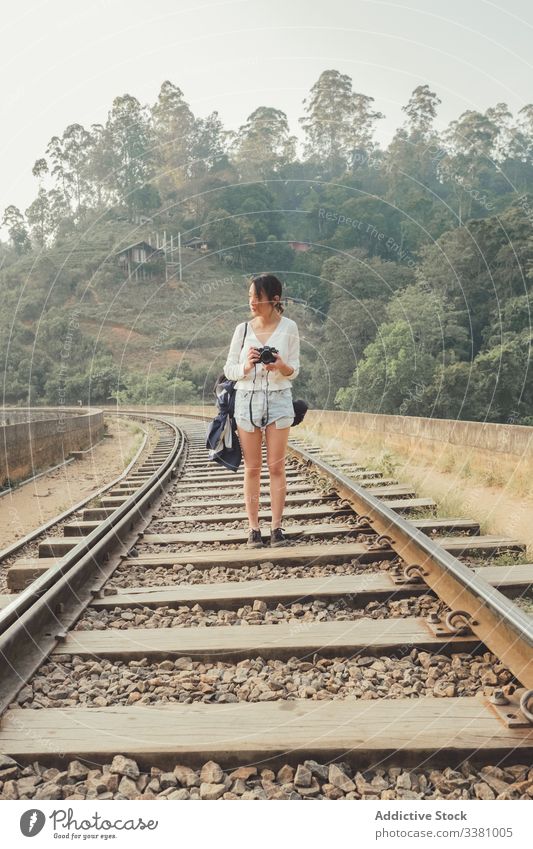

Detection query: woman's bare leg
(265, 423), (290, 529)
(237, 424), (263, 529)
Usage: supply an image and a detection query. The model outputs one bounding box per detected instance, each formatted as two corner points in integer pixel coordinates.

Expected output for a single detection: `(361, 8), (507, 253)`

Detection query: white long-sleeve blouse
(223, 315), (300, 390)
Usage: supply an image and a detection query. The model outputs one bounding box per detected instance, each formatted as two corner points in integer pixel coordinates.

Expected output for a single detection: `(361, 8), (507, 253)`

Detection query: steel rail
(0, 414), (186, 715)
(287, 443), (533, 689)
(0, 422), (149, 563)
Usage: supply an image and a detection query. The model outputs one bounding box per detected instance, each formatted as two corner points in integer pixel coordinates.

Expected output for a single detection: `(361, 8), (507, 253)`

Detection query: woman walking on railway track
(223, 273), (300, 549)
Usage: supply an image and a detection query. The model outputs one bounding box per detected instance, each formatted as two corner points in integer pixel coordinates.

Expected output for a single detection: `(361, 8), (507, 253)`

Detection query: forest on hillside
(1, 71), (532, 422)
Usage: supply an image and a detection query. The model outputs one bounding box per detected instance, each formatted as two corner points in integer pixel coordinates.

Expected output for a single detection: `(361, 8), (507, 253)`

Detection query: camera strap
(249, 365), (269, 429)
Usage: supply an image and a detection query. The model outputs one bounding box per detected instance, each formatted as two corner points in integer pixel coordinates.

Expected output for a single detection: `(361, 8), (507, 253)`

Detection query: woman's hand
(264, 352), (287, 373)
(243, 346), (261, 375)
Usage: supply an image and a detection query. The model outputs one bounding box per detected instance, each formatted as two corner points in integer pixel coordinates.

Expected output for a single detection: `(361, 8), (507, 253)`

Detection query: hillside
(0, 217), (318, 407)
(78, 245), (312, 371)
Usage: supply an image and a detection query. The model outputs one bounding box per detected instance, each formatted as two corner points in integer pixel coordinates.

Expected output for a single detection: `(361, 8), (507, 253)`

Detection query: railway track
(0, 414), (158, 595)
(0, 411), (532, 801)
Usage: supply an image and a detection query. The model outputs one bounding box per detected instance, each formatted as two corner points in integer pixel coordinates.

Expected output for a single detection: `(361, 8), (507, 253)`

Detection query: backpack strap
(213, 322), (249, 397)
(240, 321), (248, 350)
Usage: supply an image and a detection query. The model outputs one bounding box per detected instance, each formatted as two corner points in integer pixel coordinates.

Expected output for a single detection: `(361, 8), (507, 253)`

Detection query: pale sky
(1, 0), (532, 233)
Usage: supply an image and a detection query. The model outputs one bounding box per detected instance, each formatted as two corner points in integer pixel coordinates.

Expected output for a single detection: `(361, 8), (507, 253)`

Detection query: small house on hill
(115, 241), (165, 280)
(185, 236), (208, 251)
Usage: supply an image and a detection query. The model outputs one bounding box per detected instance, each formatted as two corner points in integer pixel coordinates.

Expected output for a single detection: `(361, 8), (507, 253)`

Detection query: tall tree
(439, 109), (501, 224)
(503, 104), (533, 190)
(36, 125), (97, 220)
(190, 111), (229, 177)
(45, 135), (72, 212)
(444, 109), (500, 159)
(300, 69), (383, 172)
(152, 81), (196, 192)
(402, 84), (441, 139)
(384, 85), (451, 249)
(32, 158), (49, 184)
(25, 188), (52, 247)
(231, 107), (296, 178)
(485, 102), (514, 161)
(352, 91), (385, 151)
(1, 205), (31, 253)
(61, 123), (95, 215)
(84, 122), (116, 207)
(105, 94), (156, 214)
(511, 104), (533, 162)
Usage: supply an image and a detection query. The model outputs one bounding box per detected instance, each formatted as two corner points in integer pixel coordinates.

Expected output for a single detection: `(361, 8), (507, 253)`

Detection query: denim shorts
(234, 387), (294, 432)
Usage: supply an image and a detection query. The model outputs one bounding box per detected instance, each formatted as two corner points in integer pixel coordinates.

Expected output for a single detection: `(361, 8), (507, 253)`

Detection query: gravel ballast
(1, 754), (530, 800)
(14, 650), (514, 710)
(74, 594), (446, 630)
(105, 558), (396, 589)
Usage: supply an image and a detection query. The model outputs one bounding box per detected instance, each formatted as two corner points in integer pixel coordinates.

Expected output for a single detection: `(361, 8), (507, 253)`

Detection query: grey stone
(355, 774), (378, 795)
(2, 780), (18, 800)
(174, 765), (200, 787)
(277, 764), (295, 784)
(34, 782), (63, 800)
(200, 761), (224, 784)
(297, 777), (321, 797)
(100, 772), (120, 793)
(263, 782), (290, 800)
(294, 763), (313, 787)
(86, 777), (111, 795)
(200, 782), (225, 800)
(479, 771), (511, 795)
(231, 779), (247, 795)
(323, 783), (345, 799)
(67, 760), (89, 783)
(159, 772), (177, 790)
(0, 766), (21, 781)
(42, 767), (62, 782)
(110, 755), (140, 780)
(167, 789), (189, 800)
(17, 775), (42, 796)
(117, 776), (139, 798)
(304, 760), (329, 782)
(396, 772), (412, 790)
(329, 764), (356, 792)
(474, 782), (496, 800)
(396, 789), (422, 800)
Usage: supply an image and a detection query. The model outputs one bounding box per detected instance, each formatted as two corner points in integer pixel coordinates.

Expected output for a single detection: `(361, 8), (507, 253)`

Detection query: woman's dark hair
(250, 273), (284, 314)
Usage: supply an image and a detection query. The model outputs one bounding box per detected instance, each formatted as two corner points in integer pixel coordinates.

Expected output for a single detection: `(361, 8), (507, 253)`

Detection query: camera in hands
(254, 345), (279, 364)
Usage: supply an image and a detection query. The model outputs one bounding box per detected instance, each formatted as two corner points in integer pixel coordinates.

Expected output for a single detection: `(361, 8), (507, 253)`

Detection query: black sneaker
(270, 526), (288, 547)
(246, 528), (264, 548)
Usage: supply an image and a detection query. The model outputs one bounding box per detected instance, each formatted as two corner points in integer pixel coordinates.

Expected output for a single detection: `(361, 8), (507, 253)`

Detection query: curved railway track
(0, 415), (153, 594)
(0, 410), (532, 802)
